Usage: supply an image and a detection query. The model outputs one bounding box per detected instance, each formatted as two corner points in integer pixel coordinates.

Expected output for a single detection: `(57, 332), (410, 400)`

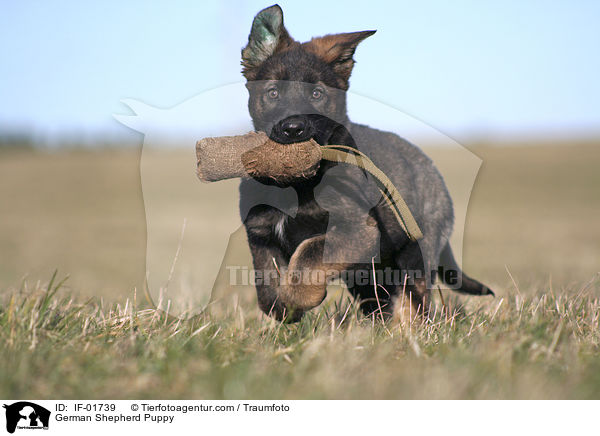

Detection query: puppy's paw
(280, 276), (328, 311)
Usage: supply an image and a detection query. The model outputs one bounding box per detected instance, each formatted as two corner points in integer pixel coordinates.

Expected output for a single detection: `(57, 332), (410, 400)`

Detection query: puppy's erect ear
(242, 4), (295, 77)
(303, 31), (376, 84)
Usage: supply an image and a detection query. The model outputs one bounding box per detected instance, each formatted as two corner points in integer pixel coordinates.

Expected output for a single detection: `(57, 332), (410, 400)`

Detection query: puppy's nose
(282, 118), (306, 140)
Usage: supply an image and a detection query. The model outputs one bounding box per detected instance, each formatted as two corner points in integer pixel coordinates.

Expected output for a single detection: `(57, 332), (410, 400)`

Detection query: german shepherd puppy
(239, 4), (493, 323)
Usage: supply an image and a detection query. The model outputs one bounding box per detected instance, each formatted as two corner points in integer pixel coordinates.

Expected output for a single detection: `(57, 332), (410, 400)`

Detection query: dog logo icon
(3, 402), (50, 433)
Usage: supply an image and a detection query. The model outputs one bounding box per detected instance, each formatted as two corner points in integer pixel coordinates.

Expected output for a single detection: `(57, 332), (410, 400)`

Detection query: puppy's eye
(267, 88), (279, 99)
(311, 88), (323, 100)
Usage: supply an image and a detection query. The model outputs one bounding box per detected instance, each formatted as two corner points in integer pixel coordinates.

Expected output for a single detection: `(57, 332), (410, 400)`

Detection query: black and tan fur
(239, 4), (493, 323)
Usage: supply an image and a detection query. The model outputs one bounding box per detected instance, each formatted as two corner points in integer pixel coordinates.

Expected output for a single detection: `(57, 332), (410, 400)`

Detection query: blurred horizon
(1, 1), (599, 147)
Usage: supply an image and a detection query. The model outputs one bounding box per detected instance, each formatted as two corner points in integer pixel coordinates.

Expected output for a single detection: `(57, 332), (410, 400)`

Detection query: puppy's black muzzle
(269, 114), (348, 147)
(270, 115), (314, 144)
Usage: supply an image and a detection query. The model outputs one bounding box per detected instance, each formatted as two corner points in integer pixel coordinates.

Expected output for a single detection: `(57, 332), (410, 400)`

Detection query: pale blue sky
(1, 1), (599, 144)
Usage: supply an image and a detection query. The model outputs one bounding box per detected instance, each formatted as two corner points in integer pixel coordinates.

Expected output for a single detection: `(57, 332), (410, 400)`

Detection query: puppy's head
(241, 4), (375, 145)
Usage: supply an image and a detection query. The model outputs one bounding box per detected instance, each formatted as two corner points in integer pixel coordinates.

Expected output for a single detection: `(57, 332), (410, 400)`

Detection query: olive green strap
(321, 145), (423, 242)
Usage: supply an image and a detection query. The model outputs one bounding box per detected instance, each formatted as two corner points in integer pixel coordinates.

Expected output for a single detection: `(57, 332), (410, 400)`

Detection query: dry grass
(1, 271), (599, 399)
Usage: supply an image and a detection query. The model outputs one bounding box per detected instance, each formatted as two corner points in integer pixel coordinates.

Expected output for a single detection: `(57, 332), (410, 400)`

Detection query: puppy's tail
(439, 242), (494, 296)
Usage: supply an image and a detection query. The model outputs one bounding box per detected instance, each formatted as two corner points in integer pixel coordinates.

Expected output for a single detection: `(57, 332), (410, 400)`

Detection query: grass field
(1, 140), (599, 399)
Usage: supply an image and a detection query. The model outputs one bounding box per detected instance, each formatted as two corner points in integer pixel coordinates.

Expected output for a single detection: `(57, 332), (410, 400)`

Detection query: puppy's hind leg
(391, 276), (430, 328)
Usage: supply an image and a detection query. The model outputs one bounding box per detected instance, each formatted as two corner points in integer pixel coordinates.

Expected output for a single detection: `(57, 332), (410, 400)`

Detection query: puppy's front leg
(280, 235), (332, 312)
(282, 224), (380, 312)
(248, 241), (300, 321)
